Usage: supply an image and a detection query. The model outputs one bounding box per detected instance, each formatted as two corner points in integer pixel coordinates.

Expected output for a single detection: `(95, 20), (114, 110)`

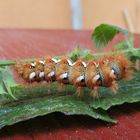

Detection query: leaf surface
(92, 24), (128, 48)
(0, 95), (116, 129)
(88, 71), (140, 110)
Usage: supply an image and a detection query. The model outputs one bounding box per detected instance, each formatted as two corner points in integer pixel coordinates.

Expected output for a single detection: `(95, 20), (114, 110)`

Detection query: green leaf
(2, 80), (17, 100)
(68, 47), (81, 61)
(0, 93), (116, 129)
(69, 47), (96, 61)
(92, 24), (128, 48)
(126, 34), (134, 49)
(89, 71), (140, 110)
(0, 67), (18, 100)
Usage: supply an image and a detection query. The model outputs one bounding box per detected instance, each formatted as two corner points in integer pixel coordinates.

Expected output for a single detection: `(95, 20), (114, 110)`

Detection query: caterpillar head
(105, 54), (132, 80)
(115, 55), (132, 80)
(99, 55), (126, 80)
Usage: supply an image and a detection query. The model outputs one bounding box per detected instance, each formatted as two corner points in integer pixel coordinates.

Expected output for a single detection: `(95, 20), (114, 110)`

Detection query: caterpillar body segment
(33, 60), (45, 81)
(15, 62), (36, 82)
(14, 54), (132, 98)
(99, 62), (119, 94)
(69, 59), (86, 96)
(55, 58), (71, 84)
(69, 60), (86, 87)
(85, 60), (101, 97)
(55, 57), (72, 91)
(85, 60), (118, 97)
(44, 57), (57, 82)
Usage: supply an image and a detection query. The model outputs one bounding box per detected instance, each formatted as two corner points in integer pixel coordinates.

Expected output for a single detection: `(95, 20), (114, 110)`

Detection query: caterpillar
(14, 54), (132, 98)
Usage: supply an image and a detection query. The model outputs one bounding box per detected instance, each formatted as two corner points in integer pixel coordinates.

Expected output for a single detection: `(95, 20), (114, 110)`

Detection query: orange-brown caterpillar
(14, 54), (132, 98)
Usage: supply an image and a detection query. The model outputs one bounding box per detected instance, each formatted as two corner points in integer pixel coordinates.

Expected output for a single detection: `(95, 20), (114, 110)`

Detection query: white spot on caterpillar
(29, 72), (36, 79)
(82, 62), (86, 67)
(92, 74), (100, 83)
(111, 69), (115, 74)
(31, 63), (36, 67)
(39, 72), (45, 78)
(48, 71), (55, 77)
(67, 59), (73, 66)
(59, 73), (68, 79)
(39, 60), (45, 65)
(52, 58), (58, 63)
(76, 75), (84, 82)
(110, 69), (116, 78)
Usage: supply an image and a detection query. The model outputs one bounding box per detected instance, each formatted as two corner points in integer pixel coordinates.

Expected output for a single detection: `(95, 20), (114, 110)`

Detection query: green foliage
(92, 24), (128, 49)
(69, 47), (95, 61)
(92, 24), (140, 63)
(68, 47), (81, 61)
(0, 67), (18, 100)
(114, 41), (129, 50)
(0, 95), (116, 129)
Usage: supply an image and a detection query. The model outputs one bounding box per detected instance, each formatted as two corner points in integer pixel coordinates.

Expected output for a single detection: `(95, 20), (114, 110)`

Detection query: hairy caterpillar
(14, 54), (132, 98)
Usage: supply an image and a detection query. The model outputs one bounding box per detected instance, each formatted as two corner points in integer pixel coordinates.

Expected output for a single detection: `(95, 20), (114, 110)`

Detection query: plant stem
(0, 48), (140, 66)
(0, 59), (34, 66)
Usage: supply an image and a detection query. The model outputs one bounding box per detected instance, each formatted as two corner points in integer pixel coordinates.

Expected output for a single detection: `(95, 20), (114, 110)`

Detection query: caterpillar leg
(75, 87), (84, 97)
(123, 68), (133, 80)
(91, 86), (100, 98)
(136, 59), (140, 70)
(110, 80), (118, 94)
(57, 83), (66, 93)
(46, 81), (53, 94)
